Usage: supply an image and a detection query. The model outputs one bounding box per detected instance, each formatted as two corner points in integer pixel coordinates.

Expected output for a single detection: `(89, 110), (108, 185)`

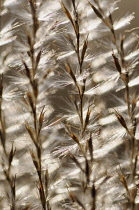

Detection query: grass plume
(0, 0), (139, 209)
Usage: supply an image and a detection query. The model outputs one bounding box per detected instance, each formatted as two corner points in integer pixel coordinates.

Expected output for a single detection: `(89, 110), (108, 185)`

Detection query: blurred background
(118, 0), (138, 29)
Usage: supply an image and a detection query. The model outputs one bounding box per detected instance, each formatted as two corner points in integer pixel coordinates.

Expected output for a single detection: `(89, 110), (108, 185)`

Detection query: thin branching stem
(0, 76), (16, 210)
(24, 1), (50, 209)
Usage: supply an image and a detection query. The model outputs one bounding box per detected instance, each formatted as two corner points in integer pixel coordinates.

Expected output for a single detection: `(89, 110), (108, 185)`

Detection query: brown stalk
(67, 187), (86, 210)
(89, 2), (139, 208)
(61, 1), (96, 208)
(0, 76), (16, 210)
(91, 183), (96, 210)
(23, 1), (51, 209)
(88, 134), (93, 163)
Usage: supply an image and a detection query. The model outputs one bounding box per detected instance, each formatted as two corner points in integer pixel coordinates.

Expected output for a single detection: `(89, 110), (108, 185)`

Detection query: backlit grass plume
(0, 0), (139, 209)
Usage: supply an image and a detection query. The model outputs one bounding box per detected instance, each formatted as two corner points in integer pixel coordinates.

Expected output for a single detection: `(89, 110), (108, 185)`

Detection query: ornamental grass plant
(0, 0), (139, 209)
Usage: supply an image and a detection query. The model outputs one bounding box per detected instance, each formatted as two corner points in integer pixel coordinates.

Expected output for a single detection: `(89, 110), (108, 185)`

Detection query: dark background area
(118, 0), (138, 29)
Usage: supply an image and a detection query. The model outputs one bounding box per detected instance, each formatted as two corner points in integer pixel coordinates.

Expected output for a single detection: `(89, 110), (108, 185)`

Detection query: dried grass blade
(38, 106), (45, 133)
(25, 123), (37, 146)
(83, 104), (91, 132)
(9, 144), (16, 166)
(30, 150), (39, 173)
(74, 197), (85, 210)
(11, 175), (16, 199)
(36, 50), (42, 69)
(70, 154), (85, 173)
(88, 135), (93, 162)
(88, 1), (103, 20)
(85, 159), (90, 183)
(70, 132), (80, 144)
(65, 63), (77, 84)
(23, 61), (31, 81)
(80, 38), (88, 68)
(112, 53), (122, 74)
(115, 110), (127, 130)
(61, 2), (76, 31)
(0, 74), (3, 98)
